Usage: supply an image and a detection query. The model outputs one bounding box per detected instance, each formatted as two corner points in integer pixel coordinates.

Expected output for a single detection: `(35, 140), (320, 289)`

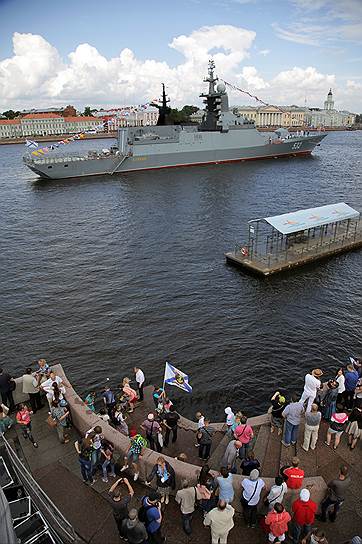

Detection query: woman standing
(335, 369), (345, 406)
(16, 404), (38, 448)
(114, 404), (129, 436)
(75, 436), (95, 484)
(324, 410), (348, 450)
(215, 467), (234, 504)
(146, 456), (175, 505)
(321, 380), (339, 421)
(346, 400), (362, 450)
(121, 378), (138, 413)
(50, 400), (70, 443)
(234, 416), (254, 460)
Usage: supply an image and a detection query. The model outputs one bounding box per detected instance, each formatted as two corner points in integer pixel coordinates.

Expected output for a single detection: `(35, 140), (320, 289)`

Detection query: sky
(0, 0), (361, 112)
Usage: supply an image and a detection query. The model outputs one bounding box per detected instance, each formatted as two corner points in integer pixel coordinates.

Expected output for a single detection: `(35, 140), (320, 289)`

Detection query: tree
(2, 110), (20, 119)
(82, 106), (93, 117)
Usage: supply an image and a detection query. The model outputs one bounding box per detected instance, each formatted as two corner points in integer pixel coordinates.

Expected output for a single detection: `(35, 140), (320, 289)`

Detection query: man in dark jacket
(0, 368), (15, 411)
(121, 509), (148, 544)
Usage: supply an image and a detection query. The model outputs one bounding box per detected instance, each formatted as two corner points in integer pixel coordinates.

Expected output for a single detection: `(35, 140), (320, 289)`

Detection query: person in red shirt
(283, 457), (304, 489)
(291, 488), (317, 544)
(16, 403), (38, 448)
(265, 502), (291, 542)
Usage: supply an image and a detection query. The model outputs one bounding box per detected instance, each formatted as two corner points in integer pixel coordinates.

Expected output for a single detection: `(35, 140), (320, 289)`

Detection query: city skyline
(0, 0), (361, 112)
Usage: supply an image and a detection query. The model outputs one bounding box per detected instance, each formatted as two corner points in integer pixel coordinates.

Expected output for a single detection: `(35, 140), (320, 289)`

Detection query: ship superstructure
(23, 61), (327, 180)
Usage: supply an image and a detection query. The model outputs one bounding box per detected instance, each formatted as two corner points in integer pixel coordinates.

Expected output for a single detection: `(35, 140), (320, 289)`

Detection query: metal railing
(0, 435), (78, 543)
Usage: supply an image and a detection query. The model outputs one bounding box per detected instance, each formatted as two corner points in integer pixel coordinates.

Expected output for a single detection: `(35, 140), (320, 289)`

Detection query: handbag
(47, 415), (57, 428)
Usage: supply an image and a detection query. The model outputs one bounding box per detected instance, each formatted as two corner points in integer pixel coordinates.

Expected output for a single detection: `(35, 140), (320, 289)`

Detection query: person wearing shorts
(324, 411), (348, 450)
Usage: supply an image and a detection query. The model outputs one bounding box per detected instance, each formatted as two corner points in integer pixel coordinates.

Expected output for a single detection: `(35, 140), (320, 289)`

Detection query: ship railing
(23, 150), (113, 165)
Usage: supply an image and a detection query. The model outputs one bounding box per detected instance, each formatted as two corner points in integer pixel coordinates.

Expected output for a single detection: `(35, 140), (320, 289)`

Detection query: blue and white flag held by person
(164, 362), (192, 393)
(25, 139), (38, 149)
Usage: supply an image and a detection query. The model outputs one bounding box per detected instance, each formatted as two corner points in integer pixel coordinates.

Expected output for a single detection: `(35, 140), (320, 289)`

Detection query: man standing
(265, 502), (291, 543)
(319, 465), (351, 522)
(198, 419), (215, 461)
(175, 479), (200, 536)
(344, 364), (359, 409)
(240, 469), (266, 529)
(300, 369), (323, 413)
(121, 509), (148, 544)
(291, 488), (317, 543)
(281, 394), (304, 447)
(163, 405), (180, 447)
(134, 367), (145, 401)
(140, 491), (164, 544)
(221, 440), (242, 473)
(283, 457), (304, 510)
(302, 403), (322, 452)
(22, 368), (43, 413)
(141, 413), (162, 452)
(0, 368), (15, 411)
(204, 499), (235, 544)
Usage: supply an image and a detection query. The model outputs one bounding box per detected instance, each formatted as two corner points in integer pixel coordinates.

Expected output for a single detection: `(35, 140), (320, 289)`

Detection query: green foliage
(82, 106), (93, 117)
(2, 110), (20, 119)
(168, 105), (199, 124)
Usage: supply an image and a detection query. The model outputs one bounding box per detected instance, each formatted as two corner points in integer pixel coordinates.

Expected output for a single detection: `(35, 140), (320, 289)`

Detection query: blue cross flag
(164, 362), (192, 393)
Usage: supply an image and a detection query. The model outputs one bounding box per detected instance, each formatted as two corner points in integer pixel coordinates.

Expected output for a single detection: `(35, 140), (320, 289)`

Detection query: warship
(23, 61), (327, 180)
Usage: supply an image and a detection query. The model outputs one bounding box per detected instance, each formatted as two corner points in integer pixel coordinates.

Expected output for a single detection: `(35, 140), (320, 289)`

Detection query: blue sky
(0, 0), (361, 111)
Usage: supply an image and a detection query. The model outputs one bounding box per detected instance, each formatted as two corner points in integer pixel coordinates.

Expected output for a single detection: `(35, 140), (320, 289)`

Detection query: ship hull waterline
(26, 137), (324, 180)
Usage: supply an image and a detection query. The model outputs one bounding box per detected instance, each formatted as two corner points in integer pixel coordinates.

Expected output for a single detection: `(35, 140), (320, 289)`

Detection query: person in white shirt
(22, 368), (43, 413)
(194, 411), (205, 447)
(241, 469), (266, 528)
(204, 499), (235, 544)
(266, 475), (288, 510)
(40, 371), (67, 407)
(133, 367), (145, 401)
(300, 369), (323, 412)
(335, 368), (345, 405)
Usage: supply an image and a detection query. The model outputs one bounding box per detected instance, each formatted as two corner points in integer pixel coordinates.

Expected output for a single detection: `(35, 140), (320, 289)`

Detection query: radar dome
(216, 82), (226, 93)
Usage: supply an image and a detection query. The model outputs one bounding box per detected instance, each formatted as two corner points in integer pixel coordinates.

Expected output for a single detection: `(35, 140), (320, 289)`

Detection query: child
(84, 391), (96, 412)
(16, 404), (38, 448)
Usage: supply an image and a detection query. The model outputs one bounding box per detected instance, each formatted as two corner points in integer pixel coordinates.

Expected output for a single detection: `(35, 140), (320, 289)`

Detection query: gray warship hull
(24, 132), (326, 180)
(23, 62), (327, 181)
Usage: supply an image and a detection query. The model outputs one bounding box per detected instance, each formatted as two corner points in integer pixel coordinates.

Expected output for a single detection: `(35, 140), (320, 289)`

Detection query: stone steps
(208, 432), (232, 471)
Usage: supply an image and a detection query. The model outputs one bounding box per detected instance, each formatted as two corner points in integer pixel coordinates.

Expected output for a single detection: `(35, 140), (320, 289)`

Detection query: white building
(95, 106), (159, 128)
(308, 89), (355, 127)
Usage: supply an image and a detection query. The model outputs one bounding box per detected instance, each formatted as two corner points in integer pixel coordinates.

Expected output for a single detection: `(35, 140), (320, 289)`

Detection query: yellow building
(236, 105), (308, 128)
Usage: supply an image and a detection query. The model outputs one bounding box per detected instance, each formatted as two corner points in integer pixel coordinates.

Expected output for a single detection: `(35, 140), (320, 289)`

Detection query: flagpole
(162, 362), (167, 394)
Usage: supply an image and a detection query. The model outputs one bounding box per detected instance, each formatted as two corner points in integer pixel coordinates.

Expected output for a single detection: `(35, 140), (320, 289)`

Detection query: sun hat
(312, 369), (323, 377)
(147, 413), (154, 421)
(351, 537), (362, 544)
(224, 407), (233, 414)
(300, 489), (310, 502)
(250, 469), (260, 481)
(331, 412), (348, 424)
(278, 395), (286, 403)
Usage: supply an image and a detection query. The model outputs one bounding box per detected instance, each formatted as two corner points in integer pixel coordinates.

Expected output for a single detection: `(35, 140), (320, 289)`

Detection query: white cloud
(275, 0), (362, 46)
(0, 29), (361, 113)
(240, 66), (269, 90)
(258, 49), (270, 56)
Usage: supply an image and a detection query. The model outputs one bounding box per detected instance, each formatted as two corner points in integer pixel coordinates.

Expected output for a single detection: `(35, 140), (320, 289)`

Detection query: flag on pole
(25, 139), (38, 149)
(164, 362), (192, 393)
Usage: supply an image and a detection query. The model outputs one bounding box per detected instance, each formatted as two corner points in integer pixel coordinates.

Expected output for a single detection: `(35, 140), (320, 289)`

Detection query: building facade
(235, 105), (308, 127)
(0, 114), (101, 138)
(94, 106), (159, 129)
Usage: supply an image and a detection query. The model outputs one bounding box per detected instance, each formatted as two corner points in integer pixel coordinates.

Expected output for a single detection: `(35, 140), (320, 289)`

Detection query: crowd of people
(0, 356), (361, 544)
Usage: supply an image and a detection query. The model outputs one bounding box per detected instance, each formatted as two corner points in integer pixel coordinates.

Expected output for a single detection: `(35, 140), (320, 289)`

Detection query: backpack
(138, 498), (154, 525)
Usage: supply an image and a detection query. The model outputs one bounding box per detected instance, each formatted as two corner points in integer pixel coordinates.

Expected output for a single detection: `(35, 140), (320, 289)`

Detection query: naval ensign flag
(163, 362), (192, 393)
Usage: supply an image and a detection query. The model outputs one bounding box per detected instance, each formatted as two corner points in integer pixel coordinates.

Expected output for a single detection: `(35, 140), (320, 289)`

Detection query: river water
(0, 132), (361, 419)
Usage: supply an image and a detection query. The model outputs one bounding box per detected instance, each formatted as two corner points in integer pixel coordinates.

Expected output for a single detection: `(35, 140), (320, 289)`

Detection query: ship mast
(199, 59), (223, 132)
(151, 83), (172, 126)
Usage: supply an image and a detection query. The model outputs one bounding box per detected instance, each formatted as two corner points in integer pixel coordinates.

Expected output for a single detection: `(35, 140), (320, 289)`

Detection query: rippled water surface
(0, 132), (361, 418)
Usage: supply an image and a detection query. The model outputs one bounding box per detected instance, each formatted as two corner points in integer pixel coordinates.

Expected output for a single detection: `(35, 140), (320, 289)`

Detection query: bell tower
(324, 89), (334, 111)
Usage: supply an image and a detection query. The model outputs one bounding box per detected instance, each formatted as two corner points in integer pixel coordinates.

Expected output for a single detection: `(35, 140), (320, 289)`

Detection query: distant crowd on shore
(0, 356), (361, 544)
